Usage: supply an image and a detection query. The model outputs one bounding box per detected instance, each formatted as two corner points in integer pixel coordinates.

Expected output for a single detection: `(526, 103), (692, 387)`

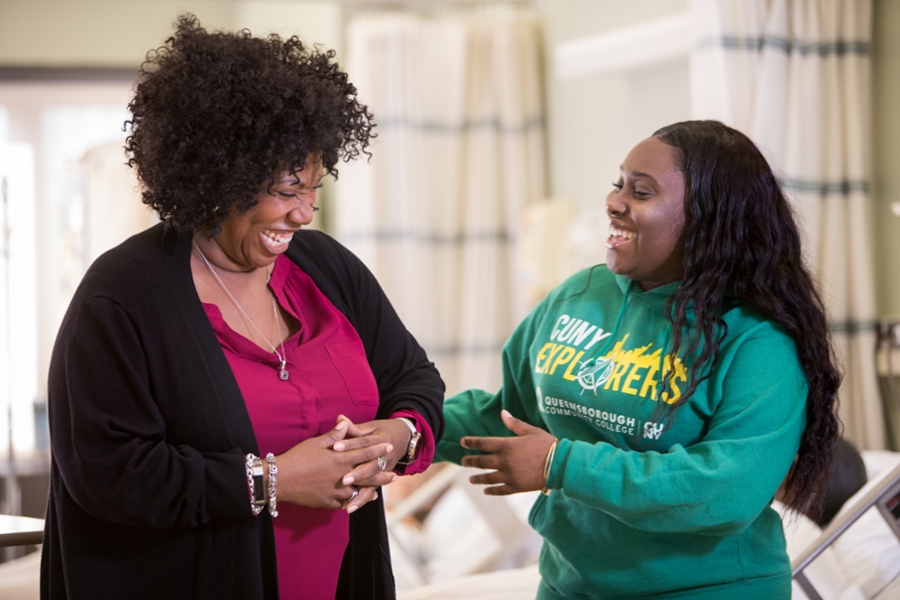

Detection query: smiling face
(213, 156), (324, 271)
(606, 136), (686, 291)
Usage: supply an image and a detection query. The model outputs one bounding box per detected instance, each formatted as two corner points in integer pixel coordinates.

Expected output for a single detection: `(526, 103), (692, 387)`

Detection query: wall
(0, 0), (344, 440)
(872, 0), (900, 319)
(0, 0), (342, 68)
(1, 0), (898, 338)
(536, 0), (690, 214)
(539, 0), (900, 319)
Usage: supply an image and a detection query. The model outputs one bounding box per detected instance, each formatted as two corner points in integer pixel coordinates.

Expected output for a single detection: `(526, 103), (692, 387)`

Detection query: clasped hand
(331, 415), (412, 512)
(270, 415), (410, 514)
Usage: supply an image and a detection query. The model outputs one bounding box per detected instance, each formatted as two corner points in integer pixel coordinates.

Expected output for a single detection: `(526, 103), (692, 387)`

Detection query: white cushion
(827, 451), (900, 599)
(398, 564), (541, 600)
(775, 500), (852, 600)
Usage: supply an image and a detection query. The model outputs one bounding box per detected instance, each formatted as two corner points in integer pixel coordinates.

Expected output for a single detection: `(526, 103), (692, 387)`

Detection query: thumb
(323, 418), (350, 447)
(337, 414), (375, 438)
(501, 409), (537, 437)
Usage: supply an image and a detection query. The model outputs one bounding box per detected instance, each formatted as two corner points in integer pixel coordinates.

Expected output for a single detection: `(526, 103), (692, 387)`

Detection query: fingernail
(501, 410), (512, 418)
(391, 474), (398, 482)
(343, 476), (354, 485)
(386, 445), (393, 453)
(460, 439), (468, 448)
(347, 504), (358, 514)
(374, 493), (379, 500)
(336, 420), (348, 430)
(334, 442), (345, 451)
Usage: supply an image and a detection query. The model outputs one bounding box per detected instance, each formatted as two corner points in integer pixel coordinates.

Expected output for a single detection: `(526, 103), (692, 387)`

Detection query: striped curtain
(334, 12), (545, 396)
(690, 0), (883, 449)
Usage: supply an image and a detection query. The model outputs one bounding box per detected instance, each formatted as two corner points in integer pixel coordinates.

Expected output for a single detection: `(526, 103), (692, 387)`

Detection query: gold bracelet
(542, 439), (558, 496)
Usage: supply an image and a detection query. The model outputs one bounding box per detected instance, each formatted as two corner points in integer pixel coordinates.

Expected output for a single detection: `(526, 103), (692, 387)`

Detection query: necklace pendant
(279, 363), (289, 381)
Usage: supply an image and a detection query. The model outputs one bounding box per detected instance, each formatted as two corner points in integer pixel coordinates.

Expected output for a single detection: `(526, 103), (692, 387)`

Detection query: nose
(286, 194), (316, 226)
(606, 188), (626, 218)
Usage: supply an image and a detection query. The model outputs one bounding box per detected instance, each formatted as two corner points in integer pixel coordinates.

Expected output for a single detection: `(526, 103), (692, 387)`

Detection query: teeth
(609, 226), (635, 240)
(263, 230), (293, 245)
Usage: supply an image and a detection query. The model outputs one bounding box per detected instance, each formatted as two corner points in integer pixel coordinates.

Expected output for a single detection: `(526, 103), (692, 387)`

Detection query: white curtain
(79, 141), (155, 267)
(335, 11), (545, 396)
(690, 0), (883, 449)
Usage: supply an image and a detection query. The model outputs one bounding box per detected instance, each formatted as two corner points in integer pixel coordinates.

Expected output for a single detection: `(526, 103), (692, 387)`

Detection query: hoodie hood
(613, 273), (681, 311)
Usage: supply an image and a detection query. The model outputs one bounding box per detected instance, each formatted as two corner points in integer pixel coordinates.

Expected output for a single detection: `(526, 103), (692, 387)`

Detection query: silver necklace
(194, 241), (289, 381)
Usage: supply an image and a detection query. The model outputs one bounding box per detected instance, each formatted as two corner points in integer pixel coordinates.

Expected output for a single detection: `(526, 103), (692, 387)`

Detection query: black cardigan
(40, 223), (444, 599)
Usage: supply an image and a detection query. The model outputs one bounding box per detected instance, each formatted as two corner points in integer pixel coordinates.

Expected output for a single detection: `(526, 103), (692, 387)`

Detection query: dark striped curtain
(334, 12), (546, 396)
(690, 0), (883, 448)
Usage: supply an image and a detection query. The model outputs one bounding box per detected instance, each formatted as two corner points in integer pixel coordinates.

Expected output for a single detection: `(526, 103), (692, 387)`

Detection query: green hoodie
(436, 266), (806, 599)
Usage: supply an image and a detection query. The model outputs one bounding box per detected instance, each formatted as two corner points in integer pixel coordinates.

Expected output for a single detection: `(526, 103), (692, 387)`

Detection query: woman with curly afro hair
(436, 120), (841, 599)
(42, 14), (444, 600)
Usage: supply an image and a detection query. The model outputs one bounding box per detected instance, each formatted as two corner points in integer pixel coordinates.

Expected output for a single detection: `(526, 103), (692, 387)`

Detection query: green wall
(873, 0), (900, 318)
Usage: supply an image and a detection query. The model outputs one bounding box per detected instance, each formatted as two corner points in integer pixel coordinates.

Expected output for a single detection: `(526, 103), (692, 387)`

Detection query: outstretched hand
(459, 410), (556, 496)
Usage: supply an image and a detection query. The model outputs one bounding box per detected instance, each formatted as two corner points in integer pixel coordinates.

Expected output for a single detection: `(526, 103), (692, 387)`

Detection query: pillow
(828, 451), (900, 599)
(774, 500), (852, 600)
(420, 486), (542, 584)
(859, 450), (900, 483)
(398, 564), (541, 600)
(832, 450), (900, 598)
(830, 507), (900, 598)
(872, 575), (900, 600)
(421, 485), (503, 583)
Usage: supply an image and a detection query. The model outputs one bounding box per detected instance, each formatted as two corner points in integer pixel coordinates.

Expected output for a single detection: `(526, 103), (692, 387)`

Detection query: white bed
(788, 450), (900, 600)
(1, 451), (897, 599)
(392, 450), (900, 600)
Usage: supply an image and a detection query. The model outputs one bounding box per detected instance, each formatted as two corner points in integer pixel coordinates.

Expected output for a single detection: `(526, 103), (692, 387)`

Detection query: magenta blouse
(201, 254), (433, 600)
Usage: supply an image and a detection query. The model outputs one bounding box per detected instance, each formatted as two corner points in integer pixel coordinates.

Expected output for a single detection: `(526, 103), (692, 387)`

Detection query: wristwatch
(396, 417), (421, 465)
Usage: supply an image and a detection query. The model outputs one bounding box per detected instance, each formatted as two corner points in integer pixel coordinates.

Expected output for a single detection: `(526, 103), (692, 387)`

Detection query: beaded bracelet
(245, 454), (265, 516)
(266, 452), (279, 518)
(541, 439), (558, 496)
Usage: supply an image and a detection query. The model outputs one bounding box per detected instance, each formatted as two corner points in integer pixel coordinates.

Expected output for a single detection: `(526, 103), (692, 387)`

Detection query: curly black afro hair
(125, 14), (375, 234)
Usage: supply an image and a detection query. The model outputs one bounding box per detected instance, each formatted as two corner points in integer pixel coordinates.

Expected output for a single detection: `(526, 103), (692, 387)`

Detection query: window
(0, 79), (137, 458)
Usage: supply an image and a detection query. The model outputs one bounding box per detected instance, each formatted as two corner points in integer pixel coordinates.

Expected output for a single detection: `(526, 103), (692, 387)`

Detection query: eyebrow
(619, 168), (659, 184)
(277, 174), (323, 188)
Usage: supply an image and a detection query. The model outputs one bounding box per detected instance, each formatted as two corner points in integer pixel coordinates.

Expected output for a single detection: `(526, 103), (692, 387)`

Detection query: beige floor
(0, 549), (39, 600)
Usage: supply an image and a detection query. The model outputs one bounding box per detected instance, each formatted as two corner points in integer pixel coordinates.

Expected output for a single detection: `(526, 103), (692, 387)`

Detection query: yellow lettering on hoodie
(621, 364), (644, 395)
(535, 342), (553, 373)
(658, 355), (688, 404)
(542, 344), (565, 374)
(639, 359), (660, 400)
(563, 351), (585, 381)
(549, 346), (576, 375)
(604, 361), (630, 392)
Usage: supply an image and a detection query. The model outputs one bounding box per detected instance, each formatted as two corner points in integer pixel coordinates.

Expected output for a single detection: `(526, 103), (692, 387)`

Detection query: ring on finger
(349, 486), (359, 502)
(377, 456), (387, 472)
